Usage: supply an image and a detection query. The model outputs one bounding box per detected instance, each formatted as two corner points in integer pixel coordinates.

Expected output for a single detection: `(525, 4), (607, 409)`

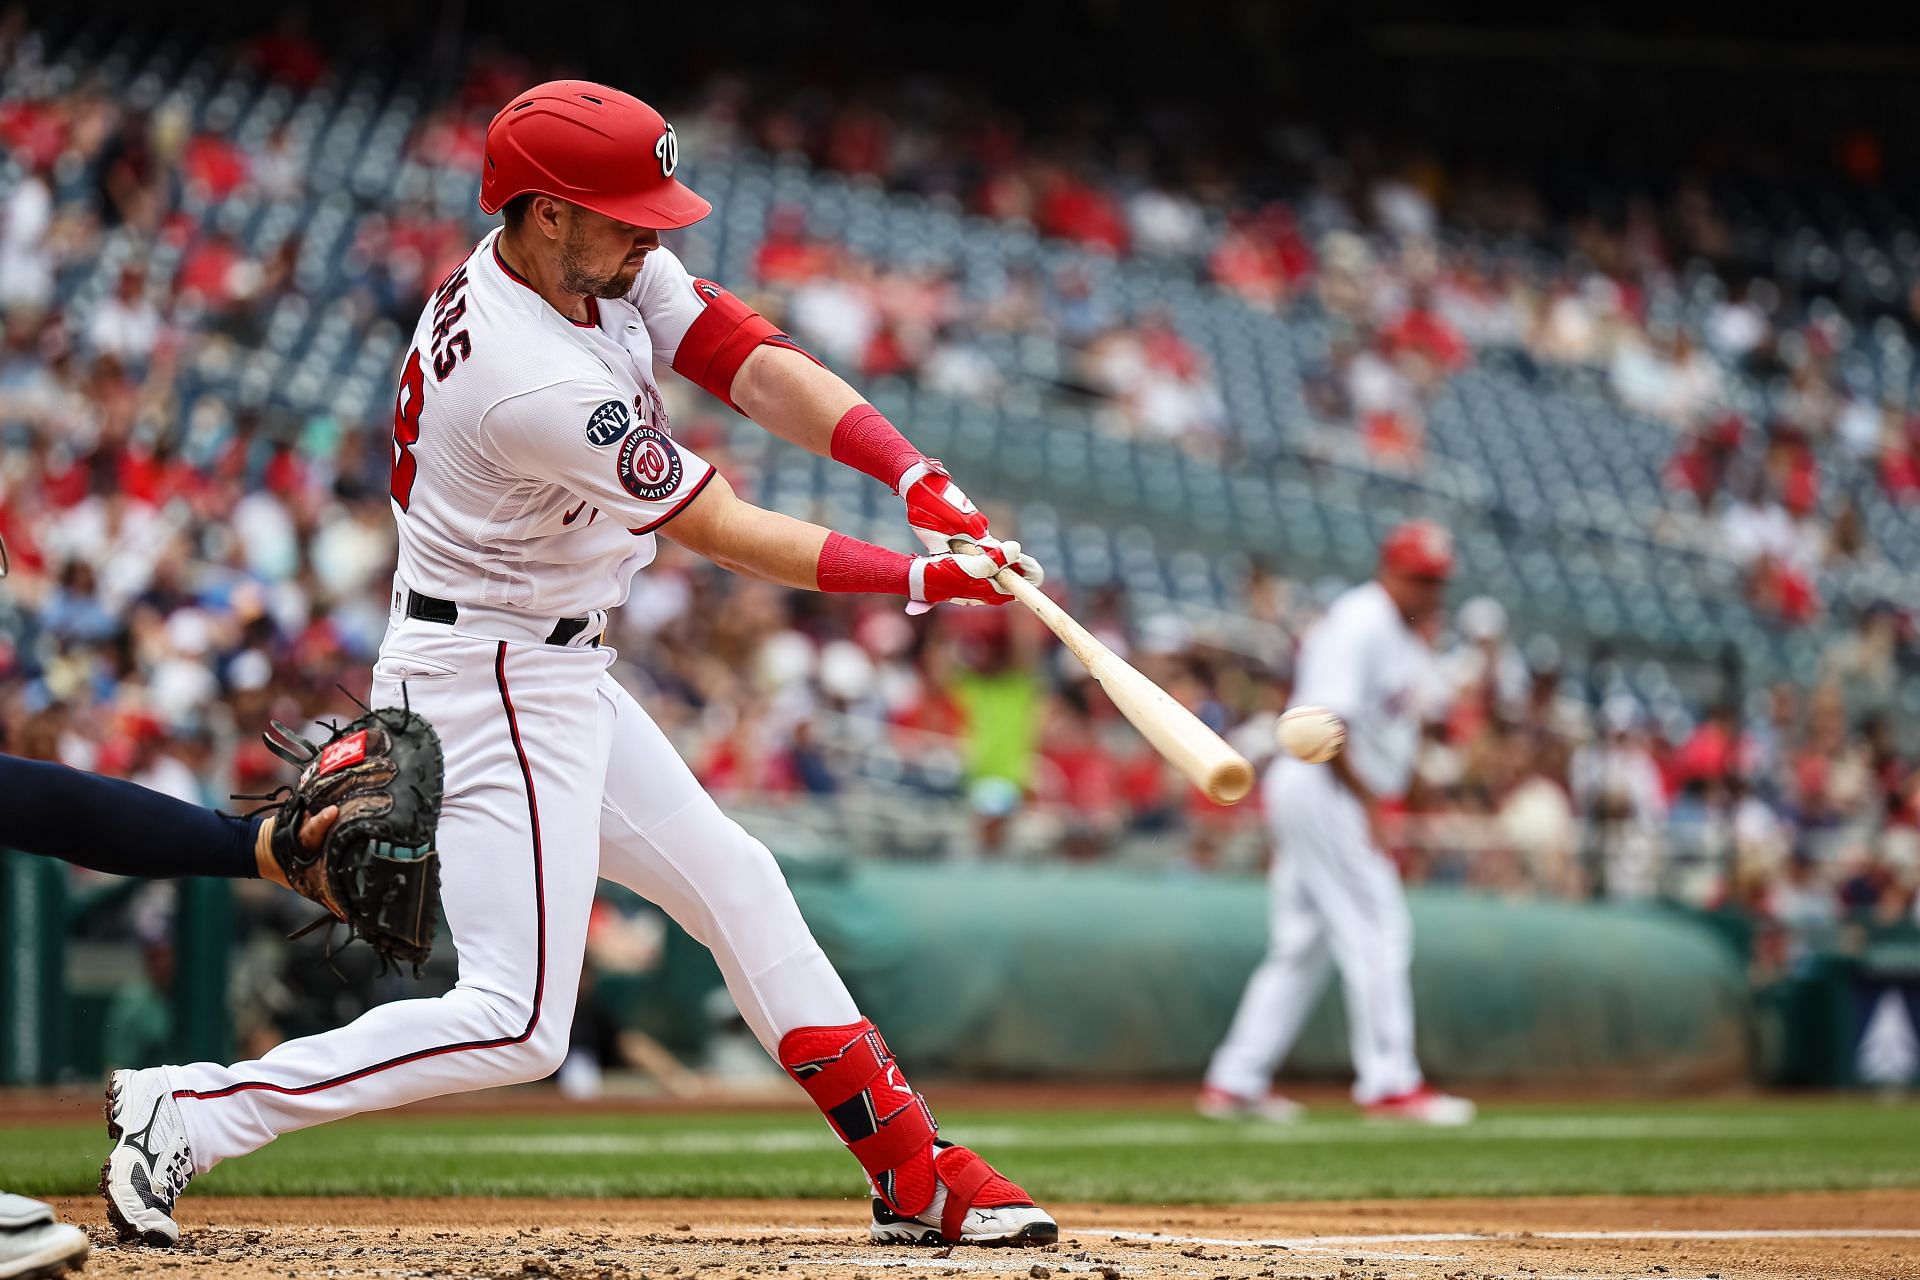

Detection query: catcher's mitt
(257, 705), (445, 973)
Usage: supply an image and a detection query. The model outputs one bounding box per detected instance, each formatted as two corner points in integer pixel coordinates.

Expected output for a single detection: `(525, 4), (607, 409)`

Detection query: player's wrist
(895, 459), (937, 496)
(816, 531), (913, 596)
(253, 816), (288, 886)
(830, 403), (926, 492)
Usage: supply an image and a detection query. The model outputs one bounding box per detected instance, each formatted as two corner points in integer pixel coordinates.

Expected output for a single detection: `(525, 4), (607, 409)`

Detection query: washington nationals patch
(618, 425), (684, 502)
(586, 399), (633, 448)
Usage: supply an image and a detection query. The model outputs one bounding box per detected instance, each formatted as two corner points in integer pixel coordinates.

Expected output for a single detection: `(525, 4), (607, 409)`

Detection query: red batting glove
(899, 459), (992, 555)
(908, 539), (1045, 613)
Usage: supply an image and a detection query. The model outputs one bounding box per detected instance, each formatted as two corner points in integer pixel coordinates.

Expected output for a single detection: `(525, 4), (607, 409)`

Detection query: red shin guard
(778, 1020), (938, 1217)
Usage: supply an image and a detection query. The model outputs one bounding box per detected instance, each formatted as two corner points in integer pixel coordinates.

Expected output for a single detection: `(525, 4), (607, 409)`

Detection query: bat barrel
(1205, 757), (1256, 806)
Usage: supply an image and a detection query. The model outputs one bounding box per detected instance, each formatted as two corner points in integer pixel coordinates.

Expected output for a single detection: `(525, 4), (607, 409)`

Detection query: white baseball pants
(164, 609), (858, 1170)
(1204, 763), (1423, 1105)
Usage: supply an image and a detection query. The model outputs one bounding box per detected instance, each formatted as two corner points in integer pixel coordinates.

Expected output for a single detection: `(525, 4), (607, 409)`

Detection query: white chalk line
(773, 1222), (1920, 1263)
(727, 1255), (1724, 1280)
(1092, 1225), (1920, 1247)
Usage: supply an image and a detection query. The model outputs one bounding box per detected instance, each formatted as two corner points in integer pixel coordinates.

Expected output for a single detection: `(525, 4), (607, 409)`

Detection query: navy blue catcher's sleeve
(0, 754), (260, 878)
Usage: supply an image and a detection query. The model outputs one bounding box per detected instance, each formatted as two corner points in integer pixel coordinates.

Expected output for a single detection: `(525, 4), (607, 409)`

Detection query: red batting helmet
(1380, 519), (1455, 580)
(479, 80), (712, 230)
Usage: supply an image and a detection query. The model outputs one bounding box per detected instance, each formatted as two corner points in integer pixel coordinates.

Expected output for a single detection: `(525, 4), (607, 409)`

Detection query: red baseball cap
(480, 80), (712, 230)
(1380, 519), (1455, 580)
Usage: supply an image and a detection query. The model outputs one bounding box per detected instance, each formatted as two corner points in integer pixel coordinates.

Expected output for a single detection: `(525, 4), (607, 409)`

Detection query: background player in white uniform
(1198, 520), (1476, 1125)
(102, 82), (1057, 1250)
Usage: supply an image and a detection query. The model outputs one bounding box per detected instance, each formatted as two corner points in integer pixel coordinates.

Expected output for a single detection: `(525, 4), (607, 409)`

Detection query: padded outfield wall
(781, 861), (1755, 1086)
(1, 851), (1758, 1086)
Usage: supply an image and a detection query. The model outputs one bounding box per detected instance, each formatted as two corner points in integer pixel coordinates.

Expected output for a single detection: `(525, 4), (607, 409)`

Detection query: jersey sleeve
(625, 246), (707, 367)
(629, 247), (822, 411)
(1291, 611), (1370, 726)
(480, 377), (716, 534)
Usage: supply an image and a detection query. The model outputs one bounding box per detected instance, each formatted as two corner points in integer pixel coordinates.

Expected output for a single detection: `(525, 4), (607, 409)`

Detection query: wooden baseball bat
(953, 539), (1256, 805)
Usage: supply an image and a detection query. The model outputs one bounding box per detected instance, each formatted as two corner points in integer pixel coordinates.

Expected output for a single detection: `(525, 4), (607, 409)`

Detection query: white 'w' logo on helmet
(655, 124), (679, 178)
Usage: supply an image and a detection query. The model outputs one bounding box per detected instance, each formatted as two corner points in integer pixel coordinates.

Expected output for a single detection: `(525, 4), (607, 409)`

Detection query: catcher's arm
(253, 807), (340, 888)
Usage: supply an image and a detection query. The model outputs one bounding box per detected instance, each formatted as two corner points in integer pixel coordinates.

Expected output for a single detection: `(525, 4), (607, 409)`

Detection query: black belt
(405, 591), (600, 647)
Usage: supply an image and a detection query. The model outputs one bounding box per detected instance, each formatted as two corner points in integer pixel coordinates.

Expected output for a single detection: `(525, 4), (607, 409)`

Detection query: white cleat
(1195, 1084), (1305, 1124)
(868, 1143), (1058, 1247)
(0, 1195), (88, 1280)
(1360, 1085), (1476, 1126)
(99, 1069), (194, 1247)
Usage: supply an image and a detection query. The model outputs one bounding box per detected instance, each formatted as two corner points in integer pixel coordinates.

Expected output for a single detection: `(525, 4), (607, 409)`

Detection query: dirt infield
(41, 1191), (1920, 1280)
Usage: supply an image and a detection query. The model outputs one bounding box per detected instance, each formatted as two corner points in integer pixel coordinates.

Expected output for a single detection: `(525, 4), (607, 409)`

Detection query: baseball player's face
(557, 207), (661, 299)
(1382, 569), (1446, 631)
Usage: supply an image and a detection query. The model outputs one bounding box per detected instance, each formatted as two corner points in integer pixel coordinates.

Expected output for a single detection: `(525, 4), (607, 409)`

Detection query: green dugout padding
(784, 862), (1754, 1085)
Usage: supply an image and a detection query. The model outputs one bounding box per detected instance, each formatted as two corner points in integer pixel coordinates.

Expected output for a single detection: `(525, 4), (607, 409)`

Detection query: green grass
(6, 1098), (1919, 1204)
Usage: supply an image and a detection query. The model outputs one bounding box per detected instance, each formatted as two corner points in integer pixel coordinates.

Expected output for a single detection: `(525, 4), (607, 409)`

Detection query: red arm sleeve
(668, 279), (822, 413)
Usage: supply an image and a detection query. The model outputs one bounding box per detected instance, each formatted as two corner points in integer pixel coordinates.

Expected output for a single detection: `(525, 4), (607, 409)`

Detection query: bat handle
(948, 535), (1051, 610)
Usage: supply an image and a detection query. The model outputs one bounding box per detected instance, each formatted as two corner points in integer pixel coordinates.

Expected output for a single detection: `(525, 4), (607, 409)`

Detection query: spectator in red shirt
(0, 99), (67, 170)
(1668, 703), (1747, 791)
(860, 318), (913, 382)
(1035, 166), (1129, 254)
(1384, 284), (1470, 375)
(176, 229), (243, 311)
(1750, 553), (1820, 627)
(1211, 216), (1287, 309)
(1037, 689), (1124, 836)
(1665, 436), (1720, 505)
(1138, 309), (1201, 381)
(411, 108), (488, 169)
(182, 132), (249, 203)
(754, 208), (830, 286)
(824, 104), (892, 177)
(249, 13), (327, 89)
(1882, 413), (1920, 501)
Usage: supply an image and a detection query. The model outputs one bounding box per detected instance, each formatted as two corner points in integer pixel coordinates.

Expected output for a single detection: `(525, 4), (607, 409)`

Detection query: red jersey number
(390, 349), (426, 510)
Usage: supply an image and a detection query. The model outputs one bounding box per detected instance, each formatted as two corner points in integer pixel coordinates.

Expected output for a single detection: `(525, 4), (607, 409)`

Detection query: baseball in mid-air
(1276, 705), (1345, 763)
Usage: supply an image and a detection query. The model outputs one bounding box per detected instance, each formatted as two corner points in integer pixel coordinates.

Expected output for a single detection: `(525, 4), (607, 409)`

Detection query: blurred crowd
(1397, 593), (1920, 955)
(750, 212), (1231, 450)
(682, 73), (1920, 635)
(0, 16), (1915, 1066)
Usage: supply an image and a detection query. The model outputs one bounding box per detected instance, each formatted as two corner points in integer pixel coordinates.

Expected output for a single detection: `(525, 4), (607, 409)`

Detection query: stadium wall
(0, 851), (1820, 1088)
(783, 860), (1757, 1086)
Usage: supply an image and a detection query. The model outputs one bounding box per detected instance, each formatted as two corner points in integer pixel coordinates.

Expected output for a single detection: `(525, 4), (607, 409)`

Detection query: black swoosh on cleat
(124, 1100), (169, 1169)
(129, 1163), (175, 1214)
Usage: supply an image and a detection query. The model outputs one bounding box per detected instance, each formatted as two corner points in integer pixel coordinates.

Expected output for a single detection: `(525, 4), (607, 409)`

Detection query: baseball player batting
(1198, 520), (1475, 1125)
(98, 81), (1055, 1249)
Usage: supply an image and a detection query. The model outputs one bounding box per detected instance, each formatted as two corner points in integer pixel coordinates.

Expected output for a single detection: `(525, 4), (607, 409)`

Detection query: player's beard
(557, 226), (641, 300)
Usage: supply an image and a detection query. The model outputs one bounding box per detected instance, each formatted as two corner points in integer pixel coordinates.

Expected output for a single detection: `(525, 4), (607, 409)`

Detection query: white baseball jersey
(391, 228), (720, 617)
(1280, 580), (1435, 801)
(1206, 578), (1439, 1108)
